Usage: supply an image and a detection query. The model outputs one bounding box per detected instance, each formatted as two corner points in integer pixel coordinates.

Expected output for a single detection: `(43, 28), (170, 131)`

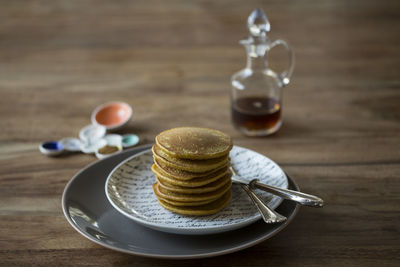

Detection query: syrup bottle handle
(269, 39), (295, 87)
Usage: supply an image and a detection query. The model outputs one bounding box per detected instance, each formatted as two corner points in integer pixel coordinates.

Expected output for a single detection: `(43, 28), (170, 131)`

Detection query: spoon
(231, 167), (287, 224)
(230, 167), (324, 207)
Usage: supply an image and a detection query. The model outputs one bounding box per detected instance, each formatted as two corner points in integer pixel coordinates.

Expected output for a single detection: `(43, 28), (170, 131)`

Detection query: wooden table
(1, 0), (399, 266)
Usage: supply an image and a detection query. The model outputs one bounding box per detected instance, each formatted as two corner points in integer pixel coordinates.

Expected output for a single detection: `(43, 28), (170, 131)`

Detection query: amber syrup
(231, 96), (281, 135)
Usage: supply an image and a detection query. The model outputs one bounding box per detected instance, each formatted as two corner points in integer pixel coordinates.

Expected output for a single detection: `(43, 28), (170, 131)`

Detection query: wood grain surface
(1, 0), (399, 266)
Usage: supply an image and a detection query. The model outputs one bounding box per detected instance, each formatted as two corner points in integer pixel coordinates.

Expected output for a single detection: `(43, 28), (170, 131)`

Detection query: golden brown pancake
(155, 127), (233, 160)
(157, 191), (232, 215)
(153, 189), (217, 207)
(153, 157), (229, 181)
(156, 174), (231, 194)
(151, 127), (233, 215)
(152, 145), (229, 173)
(152, 181), (231, 202)
(152, 164), (230, 187)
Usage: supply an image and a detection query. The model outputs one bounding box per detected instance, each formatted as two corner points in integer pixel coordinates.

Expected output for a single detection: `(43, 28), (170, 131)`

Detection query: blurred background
(2, 0), (398, 145)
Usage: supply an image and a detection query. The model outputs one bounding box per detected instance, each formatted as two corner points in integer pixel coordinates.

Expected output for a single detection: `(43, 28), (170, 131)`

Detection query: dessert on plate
(151, 127), (233, 215)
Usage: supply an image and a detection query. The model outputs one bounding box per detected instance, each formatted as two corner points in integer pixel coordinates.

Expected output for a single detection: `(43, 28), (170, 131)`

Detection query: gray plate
(62, 144), (300, 259)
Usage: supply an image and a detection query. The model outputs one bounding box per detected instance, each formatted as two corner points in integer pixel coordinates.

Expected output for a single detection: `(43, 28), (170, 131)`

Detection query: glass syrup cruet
(231, 8), (295, 136)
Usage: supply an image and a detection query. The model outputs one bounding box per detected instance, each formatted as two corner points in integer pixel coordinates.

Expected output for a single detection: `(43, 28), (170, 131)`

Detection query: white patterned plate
(105, 146), (288, 235)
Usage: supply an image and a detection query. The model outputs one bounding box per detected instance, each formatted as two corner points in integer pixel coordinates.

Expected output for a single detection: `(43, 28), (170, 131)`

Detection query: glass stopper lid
(247, 8), (270, 39)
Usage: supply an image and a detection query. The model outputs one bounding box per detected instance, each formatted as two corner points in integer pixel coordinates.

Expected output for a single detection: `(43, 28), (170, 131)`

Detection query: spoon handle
(252, 180), (324, 207)
(240, 184), (287, 224)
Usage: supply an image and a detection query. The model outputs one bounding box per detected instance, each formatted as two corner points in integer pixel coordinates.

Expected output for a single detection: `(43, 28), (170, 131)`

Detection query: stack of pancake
(151, 127), (233, 215)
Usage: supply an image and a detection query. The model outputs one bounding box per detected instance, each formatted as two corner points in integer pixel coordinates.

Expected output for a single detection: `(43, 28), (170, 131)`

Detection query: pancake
(151, 127), (233, 215)
(153, 189), (217, 207)
(152, 181), (231, 202)
(154, 157), (229, 181)
(152, 145), (229, 173)
(157, 191), (232, 215)
(158, 197), (216, 207)
(153, 164), (230, 187)
(156, 173), (231, 194)
(155, 127), (233, 160)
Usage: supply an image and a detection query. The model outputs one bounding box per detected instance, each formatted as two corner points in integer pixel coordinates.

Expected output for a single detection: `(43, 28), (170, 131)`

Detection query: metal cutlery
(230, 167), (324, 207)
(239, 183), (287, 223)
(231, 167), (287, 224)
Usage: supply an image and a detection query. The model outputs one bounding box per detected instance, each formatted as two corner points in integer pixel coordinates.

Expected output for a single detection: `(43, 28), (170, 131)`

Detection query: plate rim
(62, 144), (300, 259)
(104, 145), (288, 234)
